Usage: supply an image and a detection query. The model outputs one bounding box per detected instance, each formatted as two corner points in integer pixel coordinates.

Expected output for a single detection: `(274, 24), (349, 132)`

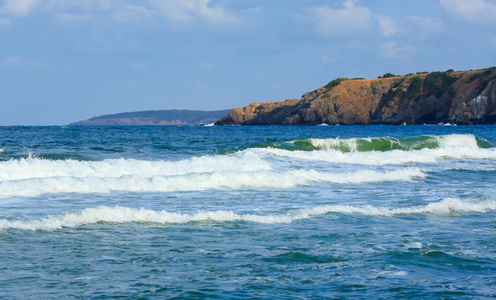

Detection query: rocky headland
(215, 67), (496, 125)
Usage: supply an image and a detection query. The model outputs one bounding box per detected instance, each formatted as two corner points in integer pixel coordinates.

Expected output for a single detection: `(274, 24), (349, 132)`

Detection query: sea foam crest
(309, 137), (359, 152)
(300, 197), (496, 217)
(0, 167), (424, 198)
(0, 151), (271, 181)
(304, 134), (487, 152)
(263, 134), (496, 165)
(1, 198), (494, 231)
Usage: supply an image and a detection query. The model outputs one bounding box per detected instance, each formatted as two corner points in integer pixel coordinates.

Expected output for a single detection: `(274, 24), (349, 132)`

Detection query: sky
(1, 0), (496, 125)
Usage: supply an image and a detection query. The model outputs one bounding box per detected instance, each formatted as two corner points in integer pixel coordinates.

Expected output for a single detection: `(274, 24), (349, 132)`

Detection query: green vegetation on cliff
(325, 78), (350, 90)
(406, 76), (423, 102)
(422, 71), (458, 97)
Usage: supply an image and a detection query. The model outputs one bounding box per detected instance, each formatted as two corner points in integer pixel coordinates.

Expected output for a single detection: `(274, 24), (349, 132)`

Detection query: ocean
(0, 125), (495, 298)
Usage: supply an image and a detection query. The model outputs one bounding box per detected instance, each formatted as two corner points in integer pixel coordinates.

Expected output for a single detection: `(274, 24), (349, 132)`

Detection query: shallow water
(1, 125), (495, 298)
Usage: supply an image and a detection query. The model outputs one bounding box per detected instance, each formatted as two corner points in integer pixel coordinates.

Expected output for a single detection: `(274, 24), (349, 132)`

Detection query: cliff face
(215, 68), (496, 125)
(215, 99), (300, 125)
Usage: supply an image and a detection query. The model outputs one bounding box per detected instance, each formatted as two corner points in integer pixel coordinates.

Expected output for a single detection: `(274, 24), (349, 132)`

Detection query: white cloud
(149, 0), (238, 25)
(1, 0), (40, 16)
(381, 41), (415, 60)
(2, 55), (24, 68)
(343, 0), (357, 9)
(376, 15), (396, 36)
(305, 1), (373, 38)
(1, 0), (239, 26)
(45, 1), (156, 23)
(44, 0), (116, 11)
(303, 1), (402, 39)
(410, 16), (444, 33)
(56, 12), (91, 22)
(110, 4), (157, 23)
(439, 0), (496, 23)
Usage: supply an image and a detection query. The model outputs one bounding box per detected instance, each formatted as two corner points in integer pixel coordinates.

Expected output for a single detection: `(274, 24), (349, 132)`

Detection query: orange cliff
(215, 68), (496, 125)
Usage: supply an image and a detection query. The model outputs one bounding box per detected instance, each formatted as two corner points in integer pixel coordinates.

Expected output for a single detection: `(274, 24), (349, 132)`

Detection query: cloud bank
(439, 0), (496, 23)
(1, 0), (239, 25)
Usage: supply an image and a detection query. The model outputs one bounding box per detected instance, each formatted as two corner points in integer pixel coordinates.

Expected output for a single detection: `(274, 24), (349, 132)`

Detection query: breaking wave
(262, 134), (496, 165)
(0, 134), (493, 198)
(0, 167), (424, 198)
(0, 151), (271, 181)
(290, 134), (492, 152)
(1, 198), (494, 231)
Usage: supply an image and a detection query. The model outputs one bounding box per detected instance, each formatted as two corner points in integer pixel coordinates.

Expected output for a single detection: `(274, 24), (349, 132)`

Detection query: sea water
(0, 125), (495, 298)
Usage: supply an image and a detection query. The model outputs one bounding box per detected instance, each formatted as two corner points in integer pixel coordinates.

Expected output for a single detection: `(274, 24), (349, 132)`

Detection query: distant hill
(70, 109), (232, 126)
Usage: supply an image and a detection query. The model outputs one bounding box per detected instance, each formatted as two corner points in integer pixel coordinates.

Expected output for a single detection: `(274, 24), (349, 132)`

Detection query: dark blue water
(1, 125), (495, 298)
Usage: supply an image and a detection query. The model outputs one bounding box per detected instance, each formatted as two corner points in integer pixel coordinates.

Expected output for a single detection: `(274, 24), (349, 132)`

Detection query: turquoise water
(1, 125), (495, 298)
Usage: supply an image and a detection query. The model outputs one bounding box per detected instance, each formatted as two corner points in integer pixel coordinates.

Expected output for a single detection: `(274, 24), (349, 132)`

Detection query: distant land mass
(70, 109), (232, 126)
(215, 67), (496, 125)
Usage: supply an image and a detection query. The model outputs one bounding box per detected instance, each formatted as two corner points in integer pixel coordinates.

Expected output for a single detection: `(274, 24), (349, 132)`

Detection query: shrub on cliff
(378, 73), (399, 79)
(423, 72), (457, 97)
(325, 78), (349, 90)
(406, 76), (423, 102)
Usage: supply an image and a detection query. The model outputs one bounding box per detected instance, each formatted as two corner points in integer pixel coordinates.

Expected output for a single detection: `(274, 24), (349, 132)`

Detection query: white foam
(0, 151), (271, 181)
(1, 198), (493, 231)
(309, 137), (360, 152)
(0, 167), (424, 198)
(290, 168), (424, 184)
(298, 197), (496, 217)
(260, 147), (428, 165)
(378, 270), (409, 277)
(405, 242), (423, 249)
(434, 134), (478, 148)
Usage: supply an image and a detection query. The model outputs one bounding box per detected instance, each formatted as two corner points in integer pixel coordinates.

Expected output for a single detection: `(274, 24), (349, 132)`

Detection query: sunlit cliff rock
(215, 67), (496, 125)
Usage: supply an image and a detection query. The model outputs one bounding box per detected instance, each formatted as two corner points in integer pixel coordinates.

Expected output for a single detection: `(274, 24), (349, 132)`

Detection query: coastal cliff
(215, 67), (496, 125)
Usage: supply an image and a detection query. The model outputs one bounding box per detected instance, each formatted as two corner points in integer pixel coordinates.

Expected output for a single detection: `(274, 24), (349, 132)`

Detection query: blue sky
(1, 0), (496, 125)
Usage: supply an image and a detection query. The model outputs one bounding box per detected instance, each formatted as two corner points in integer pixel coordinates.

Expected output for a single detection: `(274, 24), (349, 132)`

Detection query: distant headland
(216, 67), (496, 125)
(70, 109), (231, 126)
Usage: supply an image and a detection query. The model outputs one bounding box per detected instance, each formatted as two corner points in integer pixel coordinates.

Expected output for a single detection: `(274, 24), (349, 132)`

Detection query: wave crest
(291, 134), (491, 152)
(0, 167), (424, 198)
(1, 198), (493, 231)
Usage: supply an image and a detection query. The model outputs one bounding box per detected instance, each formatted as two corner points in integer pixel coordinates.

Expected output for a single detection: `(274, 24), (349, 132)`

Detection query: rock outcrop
(215, 67), (496, 125)
(214, 99), (300, 125)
